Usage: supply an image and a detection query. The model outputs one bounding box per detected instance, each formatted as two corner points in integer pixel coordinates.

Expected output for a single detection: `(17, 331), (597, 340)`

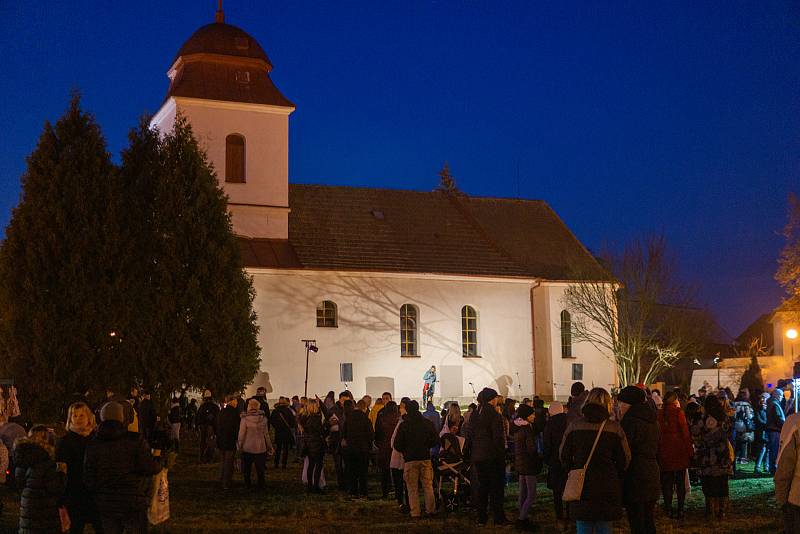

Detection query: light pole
(302, 339), (318, 398)
(713, 354), (721, 391)
(787, 329), (798, 414)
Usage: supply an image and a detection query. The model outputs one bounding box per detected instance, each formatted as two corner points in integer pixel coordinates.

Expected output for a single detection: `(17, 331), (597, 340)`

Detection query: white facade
(247, 270), (616, 402)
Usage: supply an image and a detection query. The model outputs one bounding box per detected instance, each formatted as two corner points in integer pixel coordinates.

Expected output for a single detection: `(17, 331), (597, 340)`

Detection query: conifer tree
(0, 97), (122, 418)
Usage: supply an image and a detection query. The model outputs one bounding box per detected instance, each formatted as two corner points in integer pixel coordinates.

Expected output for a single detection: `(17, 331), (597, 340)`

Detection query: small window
(234, 71), (250, 83)
(340, 363), (353, 384)
(561, 310), (573, 358)
(235, 37), (250, 50)
(461, 305), (478, 357)
(316, 300), (338, 328)
(400, 304), (418, 357)
(572, 363), (583, 381)
(225, 134), (246, 183)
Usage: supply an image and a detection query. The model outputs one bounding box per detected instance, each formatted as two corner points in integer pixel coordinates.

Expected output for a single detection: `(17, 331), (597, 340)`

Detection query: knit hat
(203, 389), (212, 398)
(618, 385), (647, 405)
(477, 387), (499, 404)
(548, 401), (564, 416)
(516, 404), (535, 421)
(100, 401), (125, 423)
(406, 400), (420, 414)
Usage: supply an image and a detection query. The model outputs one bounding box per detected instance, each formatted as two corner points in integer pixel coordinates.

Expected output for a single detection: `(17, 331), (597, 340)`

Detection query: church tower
(151, 6), (294, 239)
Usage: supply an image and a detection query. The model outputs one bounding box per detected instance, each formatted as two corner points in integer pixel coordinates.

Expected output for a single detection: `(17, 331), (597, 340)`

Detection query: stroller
(436, 433), (471, 511)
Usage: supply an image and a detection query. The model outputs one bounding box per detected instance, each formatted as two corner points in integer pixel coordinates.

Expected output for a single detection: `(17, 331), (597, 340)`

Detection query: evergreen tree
(740, 353), (765, 394)
(777, 194), (800, 308)
(0, 97), (121, 418)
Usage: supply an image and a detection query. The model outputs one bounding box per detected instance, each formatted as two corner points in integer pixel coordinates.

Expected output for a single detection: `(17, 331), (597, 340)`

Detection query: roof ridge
(288, 182), (548, 204)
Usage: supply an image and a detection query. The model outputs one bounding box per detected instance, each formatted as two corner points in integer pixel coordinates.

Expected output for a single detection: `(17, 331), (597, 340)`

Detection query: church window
(572, 363), (583, 380)
(561, 310), (573, 358)
(400, 304), (418, 357)
(461, 305), (478, 357)
(225, 134), (246, 183)
(316, 300), (338, 328)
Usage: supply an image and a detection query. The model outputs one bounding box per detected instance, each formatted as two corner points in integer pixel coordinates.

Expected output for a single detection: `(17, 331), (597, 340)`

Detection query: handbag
(147, 468), (170, 525)
(562, 419), (607, 502)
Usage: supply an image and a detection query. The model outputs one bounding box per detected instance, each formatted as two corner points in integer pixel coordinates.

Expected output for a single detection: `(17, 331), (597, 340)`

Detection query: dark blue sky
(1, 1), (798, 338)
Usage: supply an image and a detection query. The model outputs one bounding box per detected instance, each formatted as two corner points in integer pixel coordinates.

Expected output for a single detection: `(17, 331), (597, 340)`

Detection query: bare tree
(563, 236), (711, 387)
(777, 193), (800, 309)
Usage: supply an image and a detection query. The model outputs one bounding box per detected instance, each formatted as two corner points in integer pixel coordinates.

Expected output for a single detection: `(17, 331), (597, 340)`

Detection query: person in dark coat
(657, 390), (693, 519)
(464, 387), (508, 527)
(393, 400), (438, 518)
(753, 393), (769, 473)
(560, 388), (631, 534)
(375, 401), (401, 498)
(216, 396), (240, 490)
(83, 401), (162, 533)
(617, 386), (660, 534)
(195, 391), (220, 463)
(137, 392), (157, 443)
(690, 394), (733, 519)
(513, 403), (543, 532)
(269, 397), (296, 469)
(566, 382), (589, 427)
(542, 401), (568, 529)
(56, 402), (104, 534)
(14, 427), (65, 534)
(766, 389), (785, 475)
(299, 400), (327, 493)
(340, 399), (374, 497)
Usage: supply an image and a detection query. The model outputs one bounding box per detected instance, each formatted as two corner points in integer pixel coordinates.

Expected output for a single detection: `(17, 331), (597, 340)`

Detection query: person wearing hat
(617, 385), (660, 534)
(196, 390), (220, 463)
(84, 401), (162, 533)
(543, 401), (569, 531)
(465, 387), (508, 527)
(513, 403), (542, 531)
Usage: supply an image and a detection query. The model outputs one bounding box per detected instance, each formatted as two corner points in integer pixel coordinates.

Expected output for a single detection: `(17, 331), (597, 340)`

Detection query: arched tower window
(316, 300), (337, 328)
(225, 134), (246, 183)
(461, 305), (478, 357)
(400, 304), (419, 357)
(561, 310), (573, 358)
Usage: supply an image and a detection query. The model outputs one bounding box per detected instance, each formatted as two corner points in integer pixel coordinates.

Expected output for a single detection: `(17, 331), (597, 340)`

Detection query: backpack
(735, 404), (754, 433)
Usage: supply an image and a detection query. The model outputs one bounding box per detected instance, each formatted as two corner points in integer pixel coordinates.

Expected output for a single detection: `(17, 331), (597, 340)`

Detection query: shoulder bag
(562, 419), (607, 502)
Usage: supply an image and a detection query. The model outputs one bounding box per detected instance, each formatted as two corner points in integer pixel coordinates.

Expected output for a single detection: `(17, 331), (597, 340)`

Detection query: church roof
(165, 21), (294, 108)
(239, 184), (608, 281)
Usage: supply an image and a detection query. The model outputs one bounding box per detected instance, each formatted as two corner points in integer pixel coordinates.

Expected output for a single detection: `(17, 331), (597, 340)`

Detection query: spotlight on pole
(302, 339), (318, 398)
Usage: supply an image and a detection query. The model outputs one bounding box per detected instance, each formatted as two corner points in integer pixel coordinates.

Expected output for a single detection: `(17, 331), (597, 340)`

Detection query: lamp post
(787, 329), (798, 414)
(713, 354), (721, 391)
(302, 339), (318, 398)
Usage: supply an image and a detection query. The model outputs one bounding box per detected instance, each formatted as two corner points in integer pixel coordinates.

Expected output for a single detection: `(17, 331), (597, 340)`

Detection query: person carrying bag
(563, 420), (606, 502)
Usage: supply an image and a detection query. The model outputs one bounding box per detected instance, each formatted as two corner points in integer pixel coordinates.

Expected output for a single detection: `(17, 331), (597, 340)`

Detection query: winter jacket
(269, 405), (297, 440)
(423, 407), (441, 432)
(657, 404), (693, 471)
(299, 413), (327, 457)
(195, 399), (220, 431)
(465, 403), (505, 463)
(389, 419), (405, 469)
(138, 398), (157, 436)
(543, 412), (568, 491)
(776, 424), (800, 506)
(83, 420), (162, 516)
(55, 430), (97, 514)
(767, 397), (786, 432)
(559, 403), (631, 522)
(238, 411), (273, 454)
(168, 402), (181, 424)
(513, 421), (542, 475)
(13, 439), (64, 534)
(341, 409), (374, 455)
(754, 406), (767, 443)
(247, 394), (271, 424)
(216, 405), (240, 451)
(620, 402), (660, 504)
(733, 400), (755, 442)
(375, 409), (400, 468)
(566, 390), (590, 427)
(394, 412), (438, 463)
(690, 415), (733, 477)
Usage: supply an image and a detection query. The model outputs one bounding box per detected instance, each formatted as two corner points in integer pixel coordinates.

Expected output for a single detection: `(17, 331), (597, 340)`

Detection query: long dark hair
(704, 394), (726, 422)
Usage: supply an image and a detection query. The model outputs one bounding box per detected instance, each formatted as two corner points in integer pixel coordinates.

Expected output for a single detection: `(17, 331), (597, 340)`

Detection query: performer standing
(422, 366), (437, 405)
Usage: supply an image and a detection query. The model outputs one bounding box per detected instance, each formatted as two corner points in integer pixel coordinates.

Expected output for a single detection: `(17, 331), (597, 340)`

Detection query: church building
(151, 8), (617, 402)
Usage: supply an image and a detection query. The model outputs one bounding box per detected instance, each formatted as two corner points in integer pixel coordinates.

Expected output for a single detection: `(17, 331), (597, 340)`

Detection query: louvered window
(225, 134), (246, 183)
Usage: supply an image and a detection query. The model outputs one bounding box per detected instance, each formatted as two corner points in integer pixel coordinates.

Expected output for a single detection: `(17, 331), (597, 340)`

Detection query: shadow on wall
(495, 374), (513, 397)
(245, 371), (273, 398)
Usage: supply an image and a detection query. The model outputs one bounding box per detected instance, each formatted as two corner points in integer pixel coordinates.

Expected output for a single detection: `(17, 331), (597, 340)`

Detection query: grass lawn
(0, 438), (784, 534)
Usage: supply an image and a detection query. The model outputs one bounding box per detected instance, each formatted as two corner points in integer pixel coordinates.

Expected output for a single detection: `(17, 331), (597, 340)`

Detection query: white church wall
(536, 283), (617, 401)
(247, 269), (538, 403)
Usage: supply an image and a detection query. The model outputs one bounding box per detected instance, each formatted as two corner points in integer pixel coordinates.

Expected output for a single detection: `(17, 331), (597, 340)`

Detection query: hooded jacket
(83, 420), (162, 516)
(657, 403), (693, 471)
(559, 403), (631, 522)
(620, 401), (660, 503)
(13, 439), (64, 534)
(238, 411), (272, 454)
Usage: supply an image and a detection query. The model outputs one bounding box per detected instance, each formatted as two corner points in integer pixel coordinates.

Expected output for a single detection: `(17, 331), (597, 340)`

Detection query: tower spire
(215, 0), (224, 23)
(438, 162), (457, 193)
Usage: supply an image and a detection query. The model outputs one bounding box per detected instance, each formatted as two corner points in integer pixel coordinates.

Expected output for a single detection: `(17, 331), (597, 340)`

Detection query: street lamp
(302, 339), (318, 398)
(713, 354), (721, 391)
(787, 329), (799, 414)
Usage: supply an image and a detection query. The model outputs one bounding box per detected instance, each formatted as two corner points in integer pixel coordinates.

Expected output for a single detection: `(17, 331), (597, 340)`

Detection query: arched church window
(561, 310), (573, 358)
(461, 305), (478, 357)
(316, 300), (337, 328)
(400, 304), (418, 357)
(225, 134), (246, 183)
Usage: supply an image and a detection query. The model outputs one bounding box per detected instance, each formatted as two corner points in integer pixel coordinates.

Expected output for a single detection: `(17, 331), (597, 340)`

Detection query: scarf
(68, 421), (94, 437)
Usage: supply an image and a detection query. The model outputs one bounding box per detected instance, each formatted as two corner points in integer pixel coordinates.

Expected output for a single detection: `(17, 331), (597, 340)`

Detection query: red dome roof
(172, 22), (272, 70)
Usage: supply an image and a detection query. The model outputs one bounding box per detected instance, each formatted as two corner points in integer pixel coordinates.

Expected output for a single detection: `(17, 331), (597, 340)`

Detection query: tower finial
(215, 0), (224, 23)
(438, 162), (457, 192)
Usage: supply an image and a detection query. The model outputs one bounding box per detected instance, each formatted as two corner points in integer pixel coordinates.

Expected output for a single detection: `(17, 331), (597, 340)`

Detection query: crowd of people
(3, 379), (800, 532)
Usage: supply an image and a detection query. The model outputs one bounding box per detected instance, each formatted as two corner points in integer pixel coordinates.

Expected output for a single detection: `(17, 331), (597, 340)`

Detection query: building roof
(239, 184), (608, 280)
(165, 21), (294, 108)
